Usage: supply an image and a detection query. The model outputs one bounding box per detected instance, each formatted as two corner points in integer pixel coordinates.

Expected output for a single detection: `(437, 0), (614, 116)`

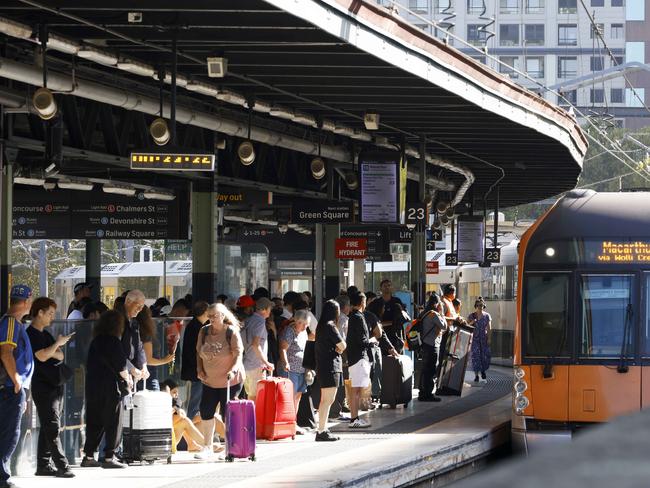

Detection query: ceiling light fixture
(216, 89), (247, 106)
(238, 106), (255, 165)
(57, 178), (94, 191)
(150, 118), (170, 146)
(14, 176), (45, 186)
(252, 100), (272, 113)
(77, 45), (118, 66)
(152, 72), (188, 87)
(32, 87), (57, 120)
(186, 80), (219, 96)
(321, 120), (336, 132)
(333, 124), (355, 137)
(103, 183), (136, 196)
(344, 172), (358, 190)
(206, 57), (228, 78)
(0, 17), (32, 39)
(364, 112), (380, 130)
(351, 129), (372, 142)
(117, 58), (155, 77)
(42, 33), (80, 54)
(142, 189), (175, 201)
(293, 112), (317, 127)
(269, 106), (294, 120)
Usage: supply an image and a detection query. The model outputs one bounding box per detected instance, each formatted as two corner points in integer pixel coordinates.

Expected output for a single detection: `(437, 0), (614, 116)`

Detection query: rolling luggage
(122, 390), (173, 464)
(436, 322), (474, 396)
(379, 355), (413, 409)
(255, 377), (296, 441)
(225, 381), (256, 462)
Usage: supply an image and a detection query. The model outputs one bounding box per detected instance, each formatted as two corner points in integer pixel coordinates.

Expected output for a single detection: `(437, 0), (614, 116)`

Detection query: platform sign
(445, 252), (458, 266)
(484, 247), (501, 263)
(359, 151), (406, 224)
(341, 225), (389, 259)
(405, 203), (427, 226)
(12, 187), (189, 239)
(388, 226), (413, 243)
(130, 152), (215, 171)
(335, 238), (367, 259)
(292, 200), (354, 224)
(426, 261), (440, 274)
(456, 216), (485, 262)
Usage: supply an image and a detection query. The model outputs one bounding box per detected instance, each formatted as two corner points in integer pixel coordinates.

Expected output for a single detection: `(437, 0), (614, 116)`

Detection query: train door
(569, 273), (640, 421)
(642, 272), (650, 408)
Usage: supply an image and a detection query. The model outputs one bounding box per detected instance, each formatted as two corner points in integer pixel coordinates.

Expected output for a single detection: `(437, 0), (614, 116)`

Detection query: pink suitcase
(225, 381), (256, 462)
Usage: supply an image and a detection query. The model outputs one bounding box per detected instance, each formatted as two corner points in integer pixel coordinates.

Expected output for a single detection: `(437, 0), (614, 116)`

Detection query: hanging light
(238, 141), (255, 165)
(439, 214), (450, 225)
(436, 201), (450, 214)
(32, 87), (57, 120)
(444, 207), (455, 219)
(344, 172), (358, 190)
(150, 118), (170, 146)
(311, 157), (326, 180)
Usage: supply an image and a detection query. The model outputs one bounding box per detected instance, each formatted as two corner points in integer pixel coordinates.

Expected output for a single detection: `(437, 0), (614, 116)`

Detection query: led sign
(596, 241), (650, 263)
(130, 152), (215, 171)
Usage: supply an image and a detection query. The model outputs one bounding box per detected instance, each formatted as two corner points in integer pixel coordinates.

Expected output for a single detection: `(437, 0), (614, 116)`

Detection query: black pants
(419, 344), (439, 399)
(32, 386), (68, 470)
(199, 383), (242, 421)
(84, 391), (123, 460)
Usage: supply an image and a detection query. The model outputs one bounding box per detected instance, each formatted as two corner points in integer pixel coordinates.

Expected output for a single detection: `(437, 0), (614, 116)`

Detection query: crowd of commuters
(0, 277), (492, 486)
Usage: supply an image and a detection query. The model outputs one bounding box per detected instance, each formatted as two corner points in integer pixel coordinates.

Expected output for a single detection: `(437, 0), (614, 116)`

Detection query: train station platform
(14, 368), (512, 488)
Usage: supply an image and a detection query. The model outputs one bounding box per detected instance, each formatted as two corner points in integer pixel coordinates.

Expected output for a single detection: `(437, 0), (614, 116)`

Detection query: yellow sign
(130, 152), (215, 171)
(596, 241), (650, 263)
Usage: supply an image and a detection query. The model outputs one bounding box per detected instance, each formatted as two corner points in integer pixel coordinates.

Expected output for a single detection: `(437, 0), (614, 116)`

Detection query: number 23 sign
(405, 203), (427, 225)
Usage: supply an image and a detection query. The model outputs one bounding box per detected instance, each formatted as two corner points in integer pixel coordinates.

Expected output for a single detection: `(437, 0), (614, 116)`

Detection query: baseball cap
(10, 284), (32, 300)
(74, 282), (94, 294)
(237, 295), (255, 308)
(255, 297), (273, 310)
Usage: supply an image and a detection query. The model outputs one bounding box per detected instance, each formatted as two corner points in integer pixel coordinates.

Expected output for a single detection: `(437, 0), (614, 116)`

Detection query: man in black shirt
(122, 290), (148, 383)
(379, 279), (406, 323)
(346, 293), (372, 429)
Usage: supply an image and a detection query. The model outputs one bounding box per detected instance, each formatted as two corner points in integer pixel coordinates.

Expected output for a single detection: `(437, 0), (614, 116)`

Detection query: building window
(626, 1), (644, 20)
(435, 0), (452, 13)
(526, 56), (545, 77)
(467, 0), (484, 14)
(558, 0), (577, 13)
(435, 27), (455, 44)
(500, 24), (520, 46)
(499, 56), (520, 77)
(558, 56), (577, 77)
(611, 0), (623, 6)
(611, 88), (624, 103)
(626, 88), (646, 107)
(590, 88), (604, 103)
(524, 24), (545, 45)
(613, 56), (623, 66)
(591, 0), (604, 6)
(409, 0), (429, 13)
(526, 0), (544, 13)
(500, 0), (519, 14)
(590, 56), (604, 71)
(468, 24), (488, 45)
(611, 24), (624, 39)
(558, 24), (577, 45)
(590, 23), (604, 39)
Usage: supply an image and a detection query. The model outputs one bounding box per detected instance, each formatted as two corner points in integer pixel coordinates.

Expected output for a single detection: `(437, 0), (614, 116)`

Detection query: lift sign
(335, 238), (367, 259)
(596, 241), (650, 263)
(130, 152), (215, 171)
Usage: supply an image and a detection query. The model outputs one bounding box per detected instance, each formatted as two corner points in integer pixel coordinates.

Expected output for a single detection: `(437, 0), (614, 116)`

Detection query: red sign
(335, 238), (367, 259)
(426, 261), (439, 274)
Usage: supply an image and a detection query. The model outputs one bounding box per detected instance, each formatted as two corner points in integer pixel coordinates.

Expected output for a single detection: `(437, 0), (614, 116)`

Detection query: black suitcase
(121, 391), (173, 464)
(379, 355), (413, 409)
(436, 323), (474, 396)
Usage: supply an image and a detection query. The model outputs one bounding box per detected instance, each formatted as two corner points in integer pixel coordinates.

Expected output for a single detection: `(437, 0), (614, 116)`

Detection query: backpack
(405, 310), (436, 352)
(201, 324), (234, 348)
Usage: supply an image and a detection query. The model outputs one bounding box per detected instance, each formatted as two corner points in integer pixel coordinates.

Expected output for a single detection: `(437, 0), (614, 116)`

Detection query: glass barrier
(14, 317), (192, 473)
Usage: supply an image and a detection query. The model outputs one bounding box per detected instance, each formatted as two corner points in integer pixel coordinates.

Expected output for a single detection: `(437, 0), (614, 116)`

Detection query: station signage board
(216, 188), (273, 206)
(388, 226), (413, 243)
(340, 225), (389, 259)
(291, 200), (354, 224)
(456, 216), (485, 262)
(484, 247), (501, 263)
(130, 151), (215, 171)
(445, 252), (458, 266)
(405, 203), (427, 225)
(426, 261), (440, 275)
(359, 151), (407, 224)
(12, 187), (189, 239)
(335, 238), (367, 259)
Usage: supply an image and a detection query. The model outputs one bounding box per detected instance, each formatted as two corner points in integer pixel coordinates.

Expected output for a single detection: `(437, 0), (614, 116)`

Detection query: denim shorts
(283, 371), (307, 394)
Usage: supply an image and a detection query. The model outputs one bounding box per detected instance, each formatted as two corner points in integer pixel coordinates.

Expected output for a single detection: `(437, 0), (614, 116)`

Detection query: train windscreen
(524, 273), (570, 357)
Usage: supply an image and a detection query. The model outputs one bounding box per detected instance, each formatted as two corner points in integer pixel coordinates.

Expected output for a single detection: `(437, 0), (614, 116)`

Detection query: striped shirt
(0, 315), (34, 389)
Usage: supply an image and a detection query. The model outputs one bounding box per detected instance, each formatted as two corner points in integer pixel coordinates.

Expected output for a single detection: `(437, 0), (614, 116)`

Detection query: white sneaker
(193, 447), (213, 460)
(349, 418), (372, 429)
(479, 378), (488, 384)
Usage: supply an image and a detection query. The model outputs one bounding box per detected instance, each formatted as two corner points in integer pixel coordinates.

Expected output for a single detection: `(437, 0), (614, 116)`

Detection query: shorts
(318, 371), (343, 389)
(243, 368), (266, 398)
(284, 371), (307, 394)
(199, 383), (242, 420)
(348, 358), (371, 388)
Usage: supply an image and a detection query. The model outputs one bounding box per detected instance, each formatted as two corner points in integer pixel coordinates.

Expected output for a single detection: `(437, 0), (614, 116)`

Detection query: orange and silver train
(512, 189), (650, 451)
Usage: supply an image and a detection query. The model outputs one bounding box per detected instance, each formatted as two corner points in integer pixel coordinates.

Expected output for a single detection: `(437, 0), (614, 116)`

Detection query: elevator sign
(335, 238), (367, 259)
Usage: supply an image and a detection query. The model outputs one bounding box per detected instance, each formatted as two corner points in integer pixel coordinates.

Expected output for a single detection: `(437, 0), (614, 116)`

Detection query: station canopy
(0, 0), (587, 209)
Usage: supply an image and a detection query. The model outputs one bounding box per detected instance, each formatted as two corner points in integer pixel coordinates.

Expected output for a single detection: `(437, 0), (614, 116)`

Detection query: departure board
(130, 152), (215, 171)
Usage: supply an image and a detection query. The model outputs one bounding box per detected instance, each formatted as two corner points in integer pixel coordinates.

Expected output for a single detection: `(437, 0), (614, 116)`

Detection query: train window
(524, 273), (571, 357)
(579, 275), (634, 358)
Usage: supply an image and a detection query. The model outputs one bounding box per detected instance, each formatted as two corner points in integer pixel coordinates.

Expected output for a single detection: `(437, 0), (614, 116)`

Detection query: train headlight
(515, 395), (529, 413)
(514, 380), (528, 394)
(514, 367), (525, 380)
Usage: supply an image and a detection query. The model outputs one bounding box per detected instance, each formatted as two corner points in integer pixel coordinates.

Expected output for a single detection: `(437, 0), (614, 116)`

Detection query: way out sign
(426, 261), (440, 274)
(335, 238), (367, 259)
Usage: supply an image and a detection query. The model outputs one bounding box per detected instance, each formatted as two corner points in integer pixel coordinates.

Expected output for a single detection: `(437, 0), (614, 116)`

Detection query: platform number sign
(484, 248), (501, 263)
(405, 203), (426, 225)
(445, 252), (458, 266)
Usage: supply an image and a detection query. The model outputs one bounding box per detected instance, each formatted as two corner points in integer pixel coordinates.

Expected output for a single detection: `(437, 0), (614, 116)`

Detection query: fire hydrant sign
(335, 238), (367, 259)
(426, 261), (440, 274)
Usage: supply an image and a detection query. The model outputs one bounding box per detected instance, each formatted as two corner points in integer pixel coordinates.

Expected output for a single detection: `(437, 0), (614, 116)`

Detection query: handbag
(302, 340), (317, 370)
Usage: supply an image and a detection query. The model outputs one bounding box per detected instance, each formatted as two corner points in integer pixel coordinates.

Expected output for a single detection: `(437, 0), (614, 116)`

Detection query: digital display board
(130, 152), (215, 171)
(359, 151), (406, 224)
(596, 241), (650, 263)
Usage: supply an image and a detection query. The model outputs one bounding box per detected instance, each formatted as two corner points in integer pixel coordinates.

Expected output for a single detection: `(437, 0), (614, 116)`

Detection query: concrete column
(314, 223), (324, 317)
(0, 144), (11, 312)
(85, 240), (101, 302)
(324, 168), (340, 300)
(191, 177), (218, 302)
(411, 136), (427, 307)
(351, 259), (365, 291)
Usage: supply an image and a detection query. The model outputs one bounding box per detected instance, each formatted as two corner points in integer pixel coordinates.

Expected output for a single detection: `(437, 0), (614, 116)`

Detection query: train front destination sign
(130, 152), (215, 171)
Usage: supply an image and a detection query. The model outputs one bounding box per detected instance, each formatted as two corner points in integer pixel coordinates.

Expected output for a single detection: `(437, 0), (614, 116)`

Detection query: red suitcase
(255, 377), (296, 441)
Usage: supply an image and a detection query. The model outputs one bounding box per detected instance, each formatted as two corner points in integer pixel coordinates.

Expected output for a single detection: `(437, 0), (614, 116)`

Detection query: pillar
(85, 240), (101, 302)
(314, 223), (324, 317)
(191, 177), (218, 302)
(324, 168), (340, 300)
(350, 259), (365, 292)
(0, 105), (11, 312)
(411, 136), (427, 307)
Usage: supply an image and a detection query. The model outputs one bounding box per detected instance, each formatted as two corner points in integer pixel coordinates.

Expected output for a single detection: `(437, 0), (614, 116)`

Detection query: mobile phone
(68, 331), (76, 337)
